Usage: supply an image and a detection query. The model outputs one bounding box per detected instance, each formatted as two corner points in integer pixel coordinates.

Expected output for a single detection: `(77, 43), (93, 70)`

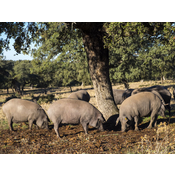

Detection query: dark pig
(116, 92), (165, 132)
(2, 99), (49, 131)
(68, 90), (90, 102)
(113, 89), (134, 105)
(47, 99), (105, 137)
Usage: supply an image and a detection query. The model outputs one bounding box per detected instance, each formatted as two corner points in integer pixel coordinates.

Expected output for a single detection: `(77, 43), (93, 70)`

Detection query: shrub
(37, 94), (55, 104)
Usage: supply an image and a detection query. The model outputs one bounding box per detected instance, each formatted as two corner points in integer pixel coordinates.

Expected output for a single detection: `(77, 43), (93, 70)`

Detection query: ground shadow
(137, 116), (175, 131)
(103, 112), (175, 132)
(164, 84), (175, 89)
(103, 114), (121, 131)
(25, 87), (94, 98)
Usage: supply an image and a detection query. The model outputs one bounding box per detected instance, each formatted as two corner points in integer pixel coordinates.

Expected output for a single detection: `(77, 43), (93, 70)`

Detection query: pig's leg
(54, 124), (59, 137)
(28, 119), (34, 130)
(53, 118), (61, 138)
(33, 121), (39, 129)
(147, 111), (157, 129)
(81, 122), (88, 134)
(7, 116), (13, 131)
(153, 114), (158, 127)
(134, 116), (139, 131)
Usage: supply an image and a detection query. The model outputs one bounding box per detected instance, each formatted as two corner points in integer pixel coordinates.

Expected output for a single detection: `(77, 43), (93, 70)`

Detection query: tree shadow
(103, 112), (175, 132)
(163, 85), (175, 89)
(103, 114), (121, 131)
(29, 87), (94, 97)
(136, 116), (175, 131)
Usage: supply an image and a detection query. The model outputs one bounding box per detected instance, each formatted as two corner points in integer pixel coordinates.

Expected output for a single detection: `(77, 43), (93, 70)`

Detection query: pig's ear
(98, 114), (105, 122)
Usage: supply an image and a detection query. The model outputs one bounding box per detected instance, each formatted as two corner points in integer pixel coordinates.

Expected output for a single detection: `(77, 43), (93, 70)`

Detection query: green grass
(0, 119), (29, 130)
(142, 115), (169, 124)
(0, 119), (9, 130)
(37, 94), (55, 104)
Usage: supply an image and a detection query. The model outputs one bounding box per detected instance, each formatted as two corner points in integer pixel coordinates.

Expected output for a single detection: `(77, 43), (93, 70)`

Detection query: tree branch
(66, 22), (105, 33)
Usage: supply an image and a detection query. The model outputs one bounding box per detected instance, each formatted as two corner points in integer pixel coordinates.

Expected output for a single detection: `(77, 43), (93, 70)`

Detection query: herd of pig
(2, 85), (173, 137)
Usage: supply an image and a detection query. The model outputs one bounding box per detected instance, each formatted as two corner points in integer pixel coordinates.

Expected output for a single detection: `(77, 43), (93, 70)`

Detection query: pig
(68, 90), (90, 102)
(131, 85), (171, 116)
(2, 98), (49, 131)
(116, 92), (165, 132)
(113, 89), (134, 105)
(47, 99), (105, 137)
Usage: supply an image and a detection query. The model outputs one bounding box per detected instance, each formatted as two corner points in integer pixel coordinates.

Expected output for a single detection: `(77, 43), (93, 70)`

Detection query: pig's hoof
(57, 136), (61, 139)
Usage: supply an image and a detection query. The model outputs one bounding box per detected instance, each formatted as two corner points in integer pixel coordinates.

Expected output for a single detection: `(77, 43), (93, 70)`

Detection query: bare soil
(0, 117), (174, 154)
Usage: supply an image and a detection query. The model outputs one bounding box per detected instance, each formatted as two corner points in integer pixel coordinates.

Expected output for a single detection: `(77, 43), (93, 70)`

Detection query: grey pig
(132, 85), (171, 116)
(116, 92), (165, 132)
(47, 99), (105, 137)
(113, 89), (134, 105)
(2, 98), (49, 131)
(68, 90), (90, 102)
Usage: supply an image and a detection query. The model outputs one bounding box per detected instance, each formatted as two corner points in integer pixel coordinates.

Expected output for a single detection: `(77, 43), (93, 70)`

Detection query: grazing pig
(113, 89), (134, 105)
(47, 99), (105, 137)
(2, 99), (49, 131)
(131, 85), (171, 116)
(68, 90), (90, 102)
(116, 92), (165, 132)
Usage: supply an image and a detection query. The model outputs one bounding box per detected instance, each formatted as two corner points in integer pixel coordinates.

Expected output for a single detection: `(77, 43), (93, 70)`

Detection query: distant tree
(30, 59), (55, 93)
(0, 59), (14, 93)
(28, 73), (41, 88)
(13, 60), (32, 93)
(11, 78), (21, 95)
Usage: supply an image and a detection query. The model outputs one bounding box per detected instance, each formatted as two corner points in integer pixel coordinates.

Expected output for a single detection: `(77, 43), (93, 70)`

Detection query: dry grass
(135, 122), (175, 154)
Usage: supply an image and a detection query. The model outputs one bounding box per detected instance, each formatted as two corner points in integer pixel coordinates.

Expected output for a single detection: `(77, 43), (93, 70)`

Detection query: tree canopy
(1, 22), (175, 83)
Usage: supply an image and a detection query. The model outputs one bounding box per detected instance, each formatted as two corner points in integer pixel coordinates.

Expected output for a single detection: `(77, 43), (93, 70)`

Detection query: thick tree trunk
(78, 23), (118, 121)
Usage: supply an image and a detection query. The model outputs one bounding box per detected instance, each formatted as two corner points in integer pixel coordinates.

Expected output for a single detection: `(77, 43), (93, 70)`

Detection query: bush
(37, 94), (55, 104)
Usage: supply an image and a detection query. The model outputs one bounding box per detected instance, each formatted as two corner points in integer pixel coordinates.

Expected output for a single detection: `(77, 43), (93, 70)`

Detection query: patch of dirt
(0, 117), (174, 154)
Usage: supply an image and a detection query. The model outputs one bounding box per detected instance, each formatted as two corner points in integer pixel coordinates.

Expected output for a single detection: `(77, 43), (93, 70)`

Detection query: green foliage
(1, 22), (175, 89)
(13, 60), (32, 87)
(105, 22), (175, 83)
(0, 22), (37, 55)
(37, 94), (55, 104)
(31, 59), (55, 88)
(31, 23), (92, 87)
(0, 59), (14, 90)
